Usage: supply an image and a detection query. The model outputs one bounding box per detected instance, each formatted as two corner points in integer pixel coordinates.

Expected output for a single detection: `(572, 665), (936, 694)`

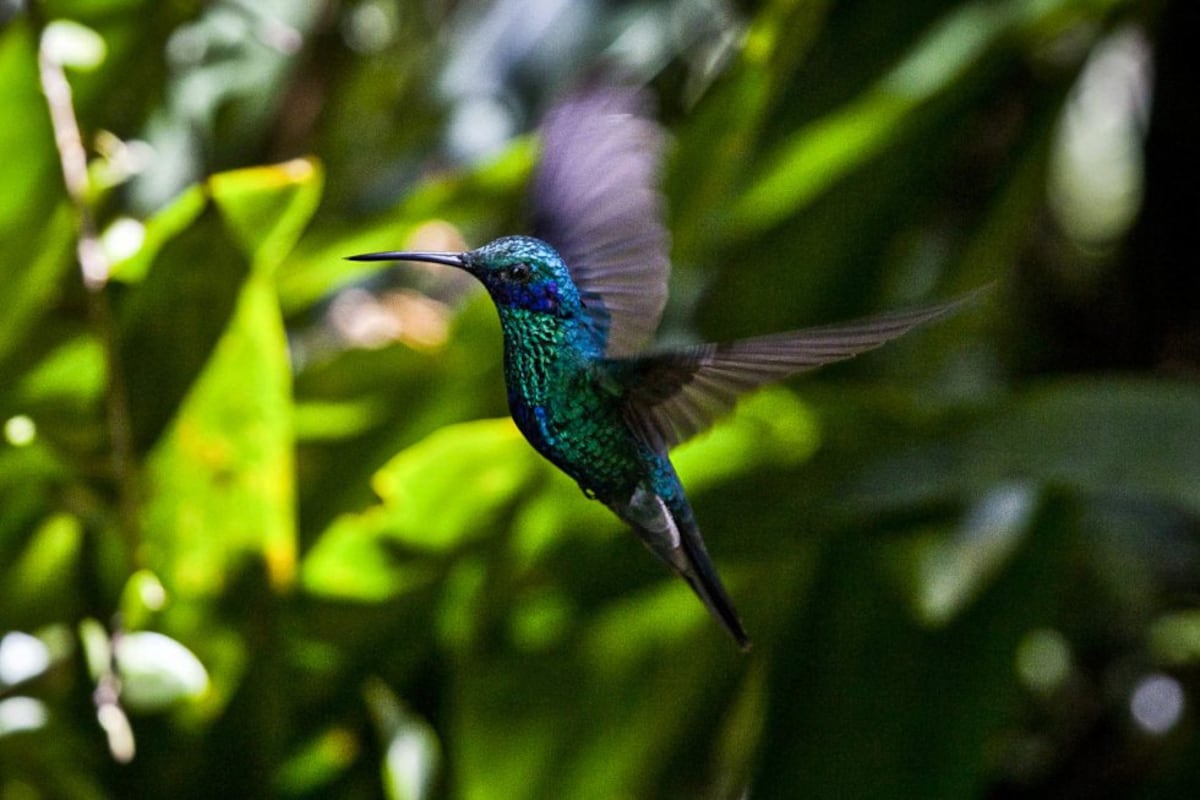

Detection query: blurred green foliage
(2, 0), (1198, 798)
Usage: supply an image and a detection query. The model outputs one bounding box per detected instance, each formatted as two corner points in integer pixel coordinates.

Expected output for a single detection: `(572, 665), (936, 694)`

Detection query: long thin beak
(345, 250), (466, 268)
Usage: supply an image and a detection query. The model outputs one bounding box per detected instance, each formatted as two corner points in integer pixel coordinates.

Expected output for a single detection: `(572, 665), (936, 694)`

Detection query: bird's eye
(508, 262), (533, 282)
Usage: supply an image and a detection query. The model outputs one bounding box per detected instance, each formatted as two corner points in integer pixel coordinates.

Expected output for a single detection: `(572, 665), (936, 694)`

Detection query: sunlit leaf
(302, 418), (543, 601)
(366, 680), (441, 800)
(293, 397), (393, 441)
(276, 727), (361, 796)
(1, 512), (83, 626)
(141, 272), (296, 595)
(13, 335), (105, 407)
(116, 631), (210, 712)
(0, 202), (75, 373)
(730, 1), (1024, 235)
(0, 631), (52, 688)
(210, 158), (324, 275)
(1149, 611), (1200, 667)
(117, 202), (251, 451)
(109, 185), (206, 283)
(0, 19), (61, 236)
(669, 0), (831, 263)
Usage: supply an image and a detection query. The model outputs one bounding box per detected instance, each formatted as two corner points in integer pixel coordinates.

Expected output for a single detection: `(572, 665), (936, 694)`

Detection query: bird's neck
(497, 307), (596, 405)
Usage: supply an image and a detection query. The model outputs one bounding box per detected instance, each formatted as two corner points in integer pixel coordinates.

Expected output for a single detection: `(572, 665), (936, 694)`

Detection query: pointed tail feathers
(678, 530), (752, 651)
(618, 485), (751, 650)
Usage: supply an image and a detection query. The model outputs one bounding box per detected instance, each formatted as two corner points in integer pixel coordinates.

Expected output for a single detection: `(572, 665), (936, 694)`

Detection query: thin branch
(94, 617), (136, 763)
(36, 26), (141, 563)
(36, 17), (145, 764)
(37, 35), (107, 289)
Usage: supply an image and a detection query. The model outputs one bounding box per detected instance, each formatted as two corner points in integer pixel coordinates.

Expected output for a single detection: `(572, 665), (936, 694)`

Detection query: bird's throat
(498, 307), (578, 407)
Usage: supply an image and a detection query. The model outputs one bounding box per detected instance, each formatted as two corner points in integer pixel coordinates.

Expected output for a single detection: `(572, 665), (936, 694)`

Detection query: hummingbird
(349, 85), (975, 650)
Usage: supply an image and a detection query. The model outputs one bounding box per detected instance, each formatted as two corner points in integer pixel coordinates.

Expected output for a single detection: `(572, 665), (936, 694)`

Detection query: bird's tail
(676, 525), (752, 651)
(617, 484), (751, 650)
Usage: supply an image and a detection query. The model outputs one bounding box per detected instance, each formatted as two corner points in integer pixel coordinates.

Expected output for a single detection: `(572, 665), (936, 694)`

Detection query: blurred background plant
(2, 0), (1198, 797)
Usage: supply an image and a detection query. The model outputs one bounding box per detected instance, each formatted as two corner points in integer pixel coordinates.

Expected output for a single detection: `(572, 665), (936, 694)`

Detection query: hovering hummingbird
(350, 85), (975, 650)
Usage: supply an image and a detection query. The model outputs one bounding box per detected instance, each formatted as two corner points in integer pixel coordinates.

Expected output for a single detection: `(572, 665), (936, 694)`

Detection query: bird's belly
(509, 395), (644, 499)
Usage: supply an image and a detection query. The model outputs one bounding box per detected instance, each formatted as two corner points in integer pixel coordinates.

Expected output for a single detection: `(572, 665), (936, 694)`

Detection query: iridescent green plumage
(349, 86), (980, 649)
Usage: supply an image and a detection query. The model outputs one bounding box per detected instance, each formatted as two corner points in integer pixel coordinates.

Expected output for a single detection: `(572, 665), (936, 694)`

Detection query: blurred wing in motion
(532, 84), (672, 357)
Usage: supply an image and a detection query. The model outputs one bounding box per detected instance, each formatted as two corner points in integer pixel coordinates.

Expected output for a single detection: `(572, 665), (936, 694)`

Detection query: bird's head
(348, 235), (581, 318)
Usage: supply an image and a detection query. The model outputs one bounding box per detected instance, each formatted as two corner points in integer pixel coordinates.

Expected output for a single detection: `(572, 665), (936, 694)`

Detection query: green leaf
(134, 160), (323, 597)
(0, 23), (78, 376)
(0, 511), (83, 627)
(116, 631), (210, 712)
(668, 0), (832, 264)
(119, 161), (322, 453)
(109, 185), (206, 284)
(729, 0), (1018, 236)
(0, 203), (76, 373)
(141, 270), (295, 597)
(0, 19), (61, 236)
(845, 379), (1200, 517)
(210, 158), (324, 276)
(302, 418), (544, 601)
(117, 201), (251, 452)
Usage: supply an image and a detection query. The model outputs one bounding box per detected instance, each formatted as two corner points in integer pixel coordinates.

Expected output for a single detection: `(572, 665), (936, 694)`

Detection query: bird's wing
(607, 293), (980, 450)
(531, 84), (671, 357)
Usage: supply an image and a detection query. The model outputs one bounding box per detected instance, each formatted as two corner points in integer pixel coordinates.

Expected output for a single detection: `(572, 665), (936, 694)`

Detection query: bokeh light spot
(1015, 628), (1072, 693)
(1130, 673), (1185, 735)
(4, 415), (36, 447)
